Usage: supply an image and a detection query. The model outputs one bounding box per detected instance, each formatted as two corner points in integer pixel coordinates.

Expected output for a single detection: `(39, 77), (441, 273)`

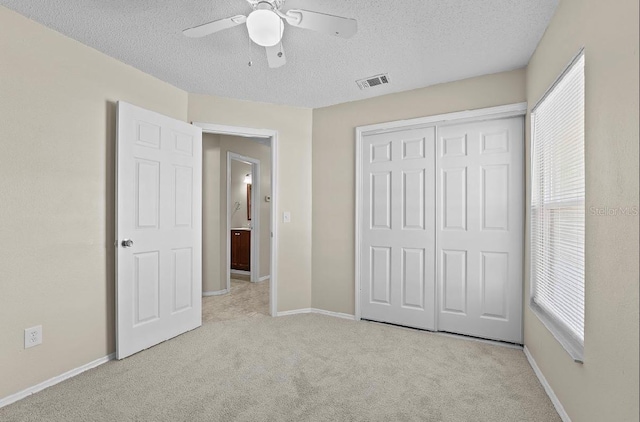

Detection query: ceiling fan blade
(284, 9), (357, 38)
(183, 15), (247, 38)
(266, 44), (286, 68)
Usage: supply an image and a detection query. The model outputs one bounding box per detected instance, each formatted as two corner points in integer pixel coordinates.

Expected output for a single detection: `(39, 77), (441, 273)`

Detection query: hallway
(202, 278), (269, 323)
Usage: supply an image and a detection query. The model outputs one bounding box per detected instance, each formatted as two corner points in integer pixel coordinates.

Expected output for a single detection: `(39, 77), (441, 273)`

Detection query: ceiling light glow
(246, 9), (284, 47)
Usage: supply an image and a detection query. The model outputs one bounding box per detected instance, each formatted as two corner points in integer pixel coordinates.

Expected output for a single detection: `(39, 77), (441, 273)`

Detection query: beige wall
(0, 6), (188, 399)
(189, 95), (313, 312)
(524, 0), (639, 421)
(311, 69), (527, 314)
(202, 134), (222, 292)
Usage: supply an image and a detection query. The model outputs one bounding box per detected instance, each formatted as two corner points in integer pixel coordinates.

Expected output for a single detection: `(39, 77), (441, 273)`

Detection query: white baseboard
(433, 332), (523, 349)
(523, 346), (571, 422)
(202, 289), (229, 297)
(276, 308), (355, 321)
(276, 308), (312, 317)
(258, 275), (270, 282)
(0, 353), (115, 409)
(310, 308), (356, 320)
(230, 270), (250, 275)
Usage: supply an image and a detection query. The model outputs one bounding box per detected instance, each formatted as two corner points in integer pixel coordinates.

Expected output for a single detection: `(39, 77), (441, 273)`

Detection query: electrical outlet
(24, 325), (42, 349)
(283, 211), (291, 223)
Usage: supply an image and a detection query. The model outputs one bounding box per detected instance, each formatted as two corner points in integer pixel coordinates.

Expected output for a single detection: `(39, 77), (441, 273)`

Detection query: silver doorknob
(121, 239), (134, 248)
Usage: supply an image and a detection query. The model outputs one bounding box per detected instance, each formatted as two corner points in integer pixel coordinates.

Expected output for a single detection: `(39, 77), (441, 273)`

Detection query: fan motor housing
(247, 0), (285, 10)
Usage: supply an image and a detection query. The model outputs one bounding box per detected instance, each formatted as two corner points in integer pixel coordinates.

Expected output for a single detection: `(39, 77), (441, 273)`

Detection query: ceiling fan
(182, 0), (357, 68)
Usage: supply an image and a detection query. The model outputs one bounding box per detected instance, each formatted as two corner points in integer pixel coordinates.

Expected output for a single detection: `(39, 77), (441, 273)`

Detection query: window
(530, 51), (585, 362)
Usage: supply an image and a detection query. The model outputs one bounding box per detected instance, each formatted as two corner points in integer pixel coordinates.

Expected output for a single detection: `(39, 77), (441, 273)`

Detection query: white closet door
(436, 117), (523, 343)
(360, 126), (436, 330)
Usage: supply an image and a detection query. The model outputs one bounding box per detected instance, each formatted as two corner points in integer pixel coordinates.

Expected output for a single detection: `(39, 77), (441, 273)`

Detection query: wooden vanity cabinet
(230, 230), (250, 271)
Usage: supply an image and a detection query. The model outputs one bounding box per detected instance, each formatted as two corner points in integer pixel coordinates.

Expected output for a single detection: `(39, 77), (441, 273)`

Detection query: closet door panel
(436, 117), (523, 344)
(360, 126), (436, 330)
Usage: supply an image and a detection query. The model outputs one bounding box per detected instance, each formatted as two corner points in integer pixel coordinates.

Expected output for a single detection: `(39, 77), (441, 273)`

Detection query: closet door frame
(355, 102), (527, 325)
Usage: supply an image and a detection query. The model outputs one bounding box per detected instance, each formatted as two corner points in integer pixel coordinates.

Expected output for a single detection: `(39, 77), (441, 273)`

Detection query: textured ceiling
(1, 0), (557, 108)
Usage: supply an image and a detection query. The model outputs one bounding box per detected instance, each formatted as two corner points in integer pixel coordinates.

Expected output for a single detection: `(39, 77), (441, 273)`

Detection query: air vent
(356, 73), (390, 90)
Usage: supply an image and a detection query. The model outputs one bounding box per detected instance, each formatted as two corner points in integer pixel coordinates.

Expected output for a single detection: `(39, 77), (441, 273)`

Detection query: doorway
(196, 123), (278, 320)
(115, 104), (278, 358)
(227, 153), (260, 283)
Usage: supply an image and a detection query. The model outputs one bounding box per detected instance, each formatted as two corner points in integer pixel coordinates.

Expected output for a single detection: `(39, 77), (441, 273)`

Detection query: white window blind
(531, 52), (585, 350)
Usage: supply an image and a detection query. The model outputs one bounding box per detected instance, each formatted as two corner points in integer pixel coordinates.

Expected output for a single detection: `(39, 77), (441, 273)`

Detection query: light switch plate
(283, 211), (291, 223)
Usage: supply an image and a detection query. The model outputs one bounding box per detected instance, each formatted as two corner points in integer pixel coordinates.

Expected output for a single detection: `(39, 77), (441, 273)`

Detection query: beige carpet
(0, 314), (560, 421)
(202, 278), (270, 323)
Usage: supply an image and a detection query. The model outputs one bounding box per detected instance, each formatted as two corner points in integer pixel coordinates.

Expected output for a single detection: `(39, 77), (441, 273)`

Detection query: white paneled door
(436, 117), (523, 343)
(360, 126), (436, 330)
(116, 102), (202, 359)
(359, 116), (524, 344)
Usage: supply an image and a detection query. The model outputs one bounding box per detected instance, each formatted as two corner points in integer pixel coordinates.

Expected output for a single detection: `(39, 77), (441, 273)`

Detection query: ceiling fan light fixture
(246, 9), (283, 47)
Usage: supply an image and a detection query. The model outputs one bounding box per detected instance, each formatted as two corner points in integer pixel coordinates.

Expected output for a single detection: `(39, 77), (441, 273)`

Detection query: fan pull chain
(278, 18), (283, 57)
(247, 32), (253, 67)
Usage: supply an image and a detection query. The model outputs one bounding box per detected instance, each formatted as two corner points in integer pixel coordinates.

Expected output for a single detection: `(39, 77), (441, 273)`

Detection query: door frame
(227, 152), (260, 285)
(354, 102), (527, 323)
(193, 122), (278, 317)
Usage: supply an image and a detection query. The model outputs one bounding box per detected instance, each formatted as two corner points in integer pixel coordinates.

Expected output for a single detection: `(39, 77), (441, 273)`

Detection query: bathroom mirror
(247, 184), (252, 220)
